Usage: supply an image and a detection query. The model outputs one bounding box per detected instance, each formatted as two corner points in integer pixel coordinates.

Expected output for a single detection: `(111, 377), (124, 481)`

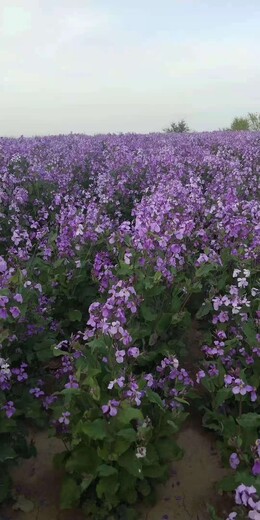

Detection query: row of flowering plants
(0, 131), (259, 518)
(195, 265), (260, 520)
(46, 250), (195, 519)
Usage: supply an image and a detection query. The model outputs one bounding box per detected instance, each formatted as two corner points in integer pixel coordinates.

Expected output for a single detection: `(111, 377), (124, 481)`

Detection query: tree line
(163, 112), (260, 133)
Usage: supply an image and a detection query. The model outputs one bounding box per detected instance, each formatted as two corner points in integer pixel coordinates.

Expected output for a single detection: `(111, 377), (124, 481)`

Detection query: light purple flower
(58, 411), (71, 425)
(14, 293), (23, 303)
(128, 347), (140, 358)
(64, 375), (79, 389)
(229, 452), (240, 470)
(196, 370), (206, 383)
(115, 349), (125, 363)
(235, 484), (257, 506)
(10, 306), (20, 318)
(0, 256), (7, 273)
(108, 376), (125, 390)
(0, 296), (9, 307)
(102, 399), (120, 416)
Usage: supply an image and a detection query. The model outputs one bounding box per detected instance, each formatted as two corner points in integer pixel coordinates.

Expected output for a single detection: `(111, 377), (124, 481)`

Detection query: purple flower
(58, 411), (71, 425)
(0, 308), (8, 320)
(0, 296), (9, 306)
(10, 306), (20, 318)
(252, 459), (260, 476)
(224, 374), (234, 385)
(235, 484), (257, 506)
(2, 401), (16, 418)
(64, 375), (79, 389)
(14, 293), (23, 303)
(0, 256), (7, 273)
(196, 370), (206, 383)
(226, 514), (237, 520)
(248, 511), (260, 520)
(218, 311), (229, 323)
(232, 379), (253, 396)
(128, 347), (140, 358)
(30, 387), (45, 398)
(115, 349), (125, 363)
(229, 452), (240, 470)
(144, 373), (154, 387)
(102, 399), (120, 416)
(43, 395), (57, 409)
(108, 376), (125, 390)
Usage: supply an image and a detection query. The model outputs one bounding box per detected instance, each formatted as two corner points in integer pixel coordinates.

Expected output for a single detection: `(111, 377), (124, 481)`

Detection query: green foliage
(230, 117), (250, 131)
(163, 119), (190, 133)
(248, 112), (260, 131)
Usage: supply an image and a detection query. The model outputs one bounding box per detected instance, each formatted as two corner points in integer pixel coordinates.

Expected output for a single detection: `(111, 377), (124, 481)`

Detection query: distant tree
(230, 117), (250, 131)
(163, 119), (190, 133)
(248, 112), (260, 131)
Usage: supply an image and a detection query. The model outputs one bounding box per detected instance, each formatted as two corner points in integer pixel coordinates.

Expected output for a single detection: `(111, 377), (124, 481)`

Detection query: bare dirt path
(0, 422), (228, 520)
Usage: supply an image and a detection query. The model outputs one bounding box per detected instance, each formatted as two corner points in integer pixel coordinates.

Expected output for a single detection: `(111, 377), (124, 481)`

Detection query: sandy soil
(0, 422), (228, 520)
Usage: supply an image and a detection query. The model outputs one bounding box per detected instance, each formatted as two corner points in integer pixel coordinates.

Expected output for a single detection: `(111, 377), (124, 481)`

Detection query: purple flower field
(0, 131), (259, 519)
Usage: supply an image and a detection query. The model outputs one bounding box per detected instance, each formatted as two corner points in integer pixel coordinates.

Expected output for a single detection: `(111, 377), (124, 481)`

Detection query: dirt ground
(0, 422), (229, 520)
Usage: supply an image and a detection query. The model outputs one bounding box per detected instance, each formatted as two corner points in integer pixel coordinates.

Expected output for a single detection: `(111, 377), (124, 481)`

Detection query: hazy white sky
(0, 0), (260, 136)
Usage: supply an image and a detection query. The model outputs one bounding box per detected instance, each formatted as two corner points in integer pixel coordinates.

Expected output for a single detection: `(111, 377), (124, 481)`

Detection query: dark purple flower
(252, 459), (260, 476)
(2, 401), (16, 418)
(30, 387), (45, 398)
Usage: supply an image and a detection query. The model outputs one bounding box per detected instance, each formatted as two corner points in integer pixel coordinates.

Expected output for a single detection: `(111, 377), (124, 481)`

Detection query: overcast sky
(0, 0), (260, 136)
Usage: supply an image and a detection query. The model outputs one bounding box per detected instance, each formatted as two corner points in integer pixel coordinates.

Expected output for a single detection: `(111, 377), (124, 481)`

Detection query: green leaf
(171, 294), (182, 313)
(118, 450), (142, 477)
(98, 464), (118, 477)
(235, 471), (257, 486)
(117, 428), (137, 443)
(146, 389), (164, 410)
(155, 438), (183, 462)
(143, 464), (167, 479)
(117, 406), (143, 425)
(166, 420), (179, 433)
(243, 322), (257, 347)
(0, 444), (16, 462)
(196, 301), (212, 319)
(82, 419), (107, 440)
(171, 311), (187, 326)
(88, 337), (107, 351)
(237, 413), (260, 429)
(218, 474), (237, 492)
(214, 387), (232, 408)
(156, 313), (172, 334)
(60, 476), (80, 509)
(140, 305), (157, 322)
(68, 309), (82, 322)
(196, 263), (216, 278)
(80, 475), (94, 492)
(96, 475), (119, 499)
(137, 479), (151, 497)
(66, 446), (100, 475)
